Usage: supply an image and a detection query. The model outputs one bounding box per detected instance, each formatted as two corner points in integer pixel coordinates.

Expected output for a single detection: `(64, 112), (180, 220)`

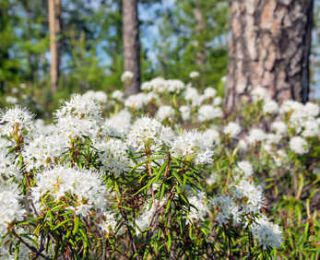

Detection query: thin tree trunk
(48, 0), (61, 92)
(193, 0), (206, 67)
(122, 0), (140, 95)
(225, 0), (314, 113)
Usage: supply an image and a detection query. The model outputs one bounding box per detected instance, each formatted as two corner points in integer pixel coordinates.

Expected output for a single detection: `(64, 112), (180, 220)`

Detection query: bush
(0, 77), (319, 259)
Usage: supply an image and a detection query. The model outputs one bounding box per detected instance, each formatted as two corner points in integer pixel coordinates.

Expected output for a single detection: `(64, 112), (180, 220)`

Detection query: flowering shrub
(0, 78), (319, 259)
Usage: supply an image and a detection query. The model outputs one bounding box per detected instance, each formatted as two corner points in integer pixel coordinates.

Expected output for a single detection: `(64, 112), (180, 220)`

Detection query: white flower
(185, 86), (200, 105)
(251, 216), (282, 249)
(248, 128), (266, 145)
(57, 117), (98, 140)
(156, 106), (175, 122)
(22, 134), (67, 170)
(224, 122), (241, 138)
(197, 105), (222, 122)
(171, 130), (213, 164)
(0, 107), (34, 136)
(251, 87), (270, 101)
(203, 87), (216, 99)
(265, 133), (282, 146)
(33, 120), (58, 136)
(0, 184), (25, 235)
(125, 93), (155, 110)
(213, 97), (222, 106)
(304, 102), (319, 117)
(83, 90), (107, 104)
(142, 77), (166, 93)
(195, 150), (214, 165)
(302, 120), (320, 137)
(206, 173), (217, 186)
(0, 152), (20, 180)
(141, 78), (185, 94)
(188, 192), (209, 222)
(179, 106), (191, 121)
(234, 180), (264, 213)
(55, 94), (102, 121)
(289, 136), (309, 155)
(166, 80), (185, 93)
(121, 71), (134, 82)
(237, 161), (253, 177)
(212, 196), (240, 225)
(111, 90), (124, 101)
(126, 117), (164, 152)
(104, 110), (132, 138)
(32, 166), (107, 217)
(5, 96), (18, 104)
(135, 201), (158, 234)
(271, 121), (287, 136)
(96, 139), (132, 176)
(237, 139), (248, 151)
(280, 100), (303, 114)
(263, 100), (279, 115)
(203, 129), (220, 146)
(0, 138), (10, 154)
(160, 126), (176, 146)
(99, 211), (118, 235)
(189, 71), (200, 79)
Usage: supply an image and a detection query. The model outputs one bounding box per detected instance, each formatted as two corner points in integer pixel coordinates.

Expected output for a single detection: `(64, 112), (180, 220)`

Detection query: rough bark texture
(122, 0), (141, 95)
(193, 0), (206, 67)
(225, 0), (313, 112)
(48, 0), (61, 92)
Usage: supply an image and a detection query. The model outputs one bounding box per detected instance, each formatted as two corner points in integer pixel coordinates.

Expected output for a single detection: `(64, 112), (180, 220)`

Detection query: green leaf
(72, 216), (80, 235)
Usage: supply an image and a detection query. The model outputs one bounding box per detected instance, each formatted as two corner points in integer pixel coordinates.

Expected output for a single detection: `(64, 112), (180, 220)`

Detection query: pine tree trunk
(48, 0), (61, 92)
(193, 0), (206, 67)
(225, 0), (314, 113)
(122, 0), (141, 95)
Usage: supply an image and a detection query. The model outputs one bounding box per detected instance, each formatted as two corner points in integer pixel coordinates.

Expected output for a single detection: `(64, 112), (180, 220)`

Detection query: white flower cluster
(124, 93), (157, 110)
(126, 117), (175, 153)
(56, 94), (102, 121)
(188, 192), (209, 223)
(104, 109), (132, 138)
(96, 138), (132, 176)
(0, 107), (34, 137)
(171, 130), (214, 165)
(141, 77), (185, 94)
(237, 161), (253, 177)
(32, 166), (108, 216)
(55, 93), (105, 140)
(212, 195), (240, 225)
(234, 179), (264, 213)
(22, 134), (67, 170)
(224, 122), (241, 138)
(0, 152), (20, 181)
(0, 184), (25, 235)
(121, 71), (134, 82)
(197, 105), (223, 122)
(251, 217), (282, 249)
(289, 136), (309, 155)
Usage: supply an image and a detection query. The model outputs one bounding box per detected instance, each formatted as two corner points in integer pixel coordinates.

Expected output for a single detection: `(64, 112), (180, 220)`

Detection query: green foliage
(154, 0), (229, 90)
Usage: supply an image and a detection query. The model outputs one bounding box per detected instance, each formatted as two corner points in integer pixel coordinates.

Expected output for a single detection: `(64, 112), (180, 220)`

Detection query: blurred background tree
(0, 0), (318, 117)
(152, 0), (228, 92)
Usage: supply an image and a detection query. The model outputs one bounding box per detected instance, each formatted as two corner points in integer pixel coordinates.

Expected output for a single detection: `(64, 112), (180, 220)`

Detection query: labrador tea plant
(0, 76), (319, 259)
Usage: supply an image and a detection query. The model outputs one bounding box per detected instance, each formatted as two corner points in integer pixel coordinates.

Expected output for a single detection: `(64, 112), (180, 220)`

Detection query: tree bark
(193, 0), (206, 67)
(122, 0), (141, 95)
(225, 0), (314, 113)
(48, 0), (61, 92)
